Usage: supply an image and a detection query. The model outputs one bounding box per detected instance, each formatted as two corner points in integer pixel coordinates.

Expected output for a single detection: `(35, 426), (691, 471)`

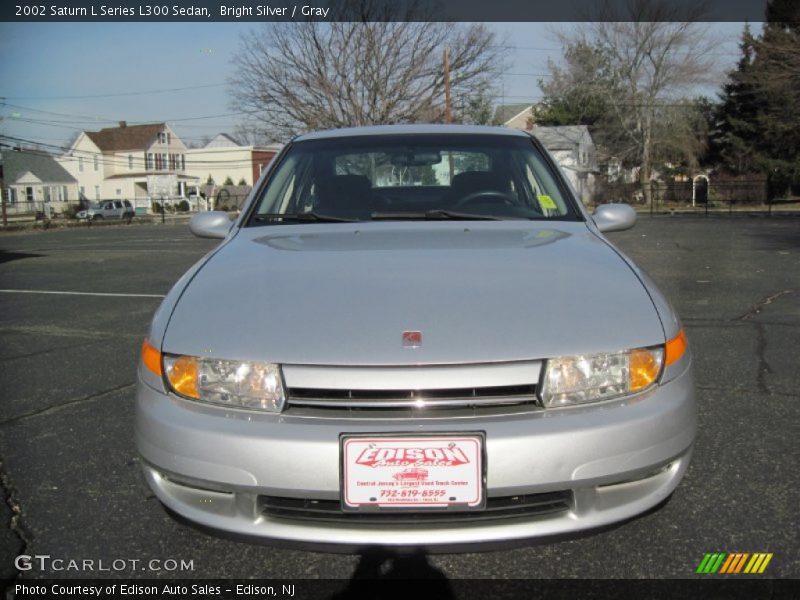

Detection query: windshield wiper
(370, 210), (504, 221)
(253, 212), (359, 223)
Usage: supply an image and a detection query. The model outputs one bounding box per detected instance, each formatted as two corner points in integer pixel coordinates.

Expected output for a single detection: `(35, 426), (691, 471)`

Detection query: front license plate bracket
(340, 433), (486, 513)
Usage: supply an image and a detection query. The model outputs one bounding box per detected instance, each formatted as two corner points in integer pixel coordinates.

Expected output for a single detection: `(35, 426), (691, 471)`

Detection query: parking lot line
(0, 289), (165, 298)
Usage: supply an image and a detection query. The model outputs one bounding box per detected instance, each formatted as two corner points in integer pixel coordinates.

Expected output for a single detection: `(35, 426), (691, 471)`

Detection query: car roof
(293, 124), (533, 142)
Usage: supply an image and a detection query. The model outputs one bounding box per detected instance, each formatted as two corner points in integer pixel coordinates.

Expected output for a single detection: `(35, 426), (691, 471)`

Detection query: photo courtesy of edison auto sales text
(13, 584), (295, 597)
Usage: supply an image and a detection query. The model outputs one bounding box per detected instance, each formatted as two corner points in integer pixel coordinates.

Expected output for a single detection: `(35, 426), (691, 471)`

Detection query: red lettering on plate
(355, 446), (470, 467)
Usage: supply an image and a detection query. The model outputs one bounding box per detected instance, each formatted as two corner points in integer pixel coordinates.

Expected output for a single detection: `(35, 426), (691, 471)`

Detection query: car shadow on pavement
(0, 250), (44, 264)
(330, 548), (455, 599)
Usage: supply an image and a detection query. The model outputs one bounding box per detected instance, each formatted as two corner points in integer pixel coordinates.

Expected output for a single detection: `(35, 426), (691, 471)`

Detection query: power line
(2, 83), (227, 101)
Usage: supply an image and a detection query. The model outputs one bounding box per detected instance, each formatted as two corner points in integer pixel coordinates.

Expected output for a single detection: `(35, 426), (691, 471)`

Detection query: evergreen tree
(713, 1), (800, 196)
(709, 24), (760, 174)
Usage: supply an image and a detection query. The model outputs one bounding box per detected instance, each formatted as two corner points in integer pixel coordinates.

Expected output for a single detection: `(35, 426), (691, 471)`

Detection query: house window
(146, 153), (154, 170)
(166, 133), (171, 145)
(78, 157), (84, 172)
(95, 185), (100, 200)
(26, 187), (34, 202)
(128, 155), (133, 169)
(93, 155), (99, 171)
(180, 155), (185, 170)
(62, 186), (68, 201)
(6, 188), (16, 203)
(162, 153), (168, 170)
(80, 186), (85, 198)
(159, 132), (167, 144)
(44, 187), (51, 202)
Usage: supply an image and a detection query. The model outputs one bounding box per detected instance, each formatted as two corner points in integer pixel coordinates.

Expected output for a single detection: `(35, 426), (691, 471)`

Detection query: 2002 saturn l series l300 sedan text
(135, 125), (695, 549)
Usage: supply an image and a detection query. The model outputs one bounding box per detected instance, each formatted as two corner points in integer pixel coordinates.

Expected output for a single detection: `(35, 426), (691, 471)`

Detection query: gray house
(2, 149), (79, 214)
(531, 125), (597, 206)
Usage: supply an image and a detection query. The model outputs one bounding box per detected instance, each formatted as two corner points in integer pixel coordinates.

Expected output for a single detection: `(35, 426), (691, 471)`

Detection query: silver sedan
(135, 125), (695, 549)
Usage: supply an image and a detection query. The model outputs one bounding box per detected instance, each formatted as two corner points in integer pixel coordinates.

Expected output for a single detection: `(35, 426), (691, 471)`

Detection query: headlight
(163, 354), (286, 412)
(540, 346), (664, 408)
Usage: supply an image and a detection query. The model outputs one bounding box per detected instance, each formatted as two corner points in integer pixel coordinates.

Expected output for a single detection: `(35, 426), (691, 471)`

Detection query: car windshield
(246, 134), (579, 224)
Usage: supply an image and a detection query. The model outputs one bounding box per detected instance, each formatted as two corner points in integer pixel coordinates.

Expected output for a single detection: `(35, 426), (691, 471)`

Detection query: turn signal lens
(629, 347), (663, 391)
(141, 339), (162, 376)
(665, 329), (688, 366)
(164, 355), (200, 399)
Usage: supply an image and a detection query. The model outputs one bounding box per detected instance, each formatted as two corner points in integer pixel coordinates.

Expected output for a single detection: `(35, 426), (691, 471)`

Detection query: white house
(1, 148), (79, 216)
(530, 125), (598, 206)
(59, 122), (198, 213)
(184, 134), (282, 188)
(493, 105), (598, 206)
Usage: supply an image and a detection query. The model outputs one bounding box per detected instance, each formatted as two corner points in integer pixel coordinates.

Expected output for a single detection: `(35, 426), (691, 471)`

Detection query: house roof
(493, 104), (534, 126)
(84, 123), (165, 152)
(0, 149), (77, 184)
(531, 125), (591, 151)
(205, 133), (241, 148)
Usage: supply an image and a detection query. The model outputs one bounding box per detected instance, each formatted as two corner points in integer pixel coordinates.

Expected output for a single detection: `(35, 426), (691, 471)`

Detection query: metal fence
(595, 178), (798, 215)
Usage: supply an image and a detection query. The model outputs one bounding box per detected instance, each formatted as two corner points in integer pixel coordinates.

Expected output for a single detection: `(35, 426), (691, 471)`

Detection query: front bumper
(135, 364), (695, 548)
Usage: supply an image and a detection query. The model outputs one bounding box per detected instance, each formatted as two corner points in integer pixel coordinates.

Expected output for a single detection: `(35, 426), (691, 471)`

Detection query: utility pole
(443, 47), (455, 182)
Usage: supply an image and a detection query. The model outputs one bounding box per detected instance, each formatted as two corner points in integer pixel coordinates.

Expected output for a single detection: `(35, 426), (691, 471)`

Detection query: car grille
(286, 384), (538, 410)
(260, 491), (572, 524)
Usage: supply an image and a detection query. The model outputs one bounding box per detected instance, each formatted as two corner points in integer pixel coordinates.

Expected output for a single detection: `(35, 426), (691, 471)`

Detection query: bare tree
(229, 1), (505, 140)
(554, 0), (719, 203)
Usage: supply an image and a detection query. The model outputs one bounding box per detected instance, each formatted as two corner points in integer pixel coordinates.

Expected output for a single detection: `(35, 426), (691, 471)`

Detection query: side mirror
(189, 211), (233, 239)
(592, 203), (636, 233)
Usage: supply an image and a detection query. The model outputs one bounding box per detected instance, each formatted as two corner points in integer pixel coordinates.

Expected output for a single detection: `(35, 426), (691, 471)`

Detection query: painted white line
(0, 289), (165, 299)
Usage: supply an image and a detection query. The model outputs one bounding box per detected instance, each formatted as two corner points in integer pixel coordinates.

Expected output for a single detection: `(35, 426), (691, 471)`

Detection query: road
(1, 216), (798, 583)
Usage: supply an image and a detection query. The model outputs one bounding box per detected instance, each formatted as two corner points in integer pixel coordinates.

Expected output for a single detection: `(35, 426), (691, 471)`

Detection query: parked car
(136, 125), (695, 549)
(76, 199), (134, 221)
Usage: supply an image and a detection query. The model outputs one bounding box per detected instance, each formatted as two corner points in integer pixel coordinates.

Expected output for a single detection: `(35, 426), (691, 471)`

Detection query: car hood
(163, 222), (665, 365)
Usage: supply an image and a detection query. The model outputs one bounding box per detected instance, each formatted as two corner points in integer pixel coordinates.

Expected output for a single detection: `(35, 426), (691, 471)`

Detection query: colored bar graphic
(719, 554), (735, 573)
(745, 554), (762, 573)
(734, 553), (750, 573)
(721, 553), (739, 573)
(710, 554), (726, 573)
(758, 554), (773, 574)
(699, 552), (773, 574)
(697, 553), (713, 574)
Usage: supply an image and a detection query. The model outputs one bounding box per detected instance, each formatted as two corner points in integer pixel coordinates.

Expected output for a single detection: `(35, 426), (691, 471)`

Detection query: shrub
(177, 199), (190, 212)
(237, 178), (247, 186)
(223, 176), (234, 185)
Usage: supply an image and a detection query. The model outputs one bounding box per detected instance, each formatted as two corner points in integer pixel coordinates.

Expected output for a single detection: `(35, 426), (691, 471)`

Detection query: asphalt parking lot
(0, 216), (798, 584)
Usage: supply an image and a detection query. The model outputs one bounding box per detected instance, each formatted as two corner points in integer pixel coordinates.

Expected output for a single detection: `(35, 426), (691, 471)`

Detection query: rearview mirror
(189, 211), (233, 239)
(592, 203), (636, 233)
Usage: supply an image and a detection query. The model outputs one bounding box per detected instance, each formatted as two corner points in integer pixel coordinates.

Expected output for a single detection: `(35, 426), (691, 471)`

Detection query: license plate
(341, 434), (485, 511)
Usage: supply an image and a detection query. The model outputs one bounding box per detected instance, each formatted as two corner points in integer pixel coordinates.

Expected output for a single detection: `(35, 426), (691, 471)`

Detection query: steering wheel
(454, 190), (516, 207)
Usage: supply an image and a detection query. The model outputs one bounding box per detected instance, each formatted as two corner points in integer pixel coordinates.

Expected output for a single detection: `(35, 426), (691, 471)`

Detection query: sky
(0, 21), (750, 152)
